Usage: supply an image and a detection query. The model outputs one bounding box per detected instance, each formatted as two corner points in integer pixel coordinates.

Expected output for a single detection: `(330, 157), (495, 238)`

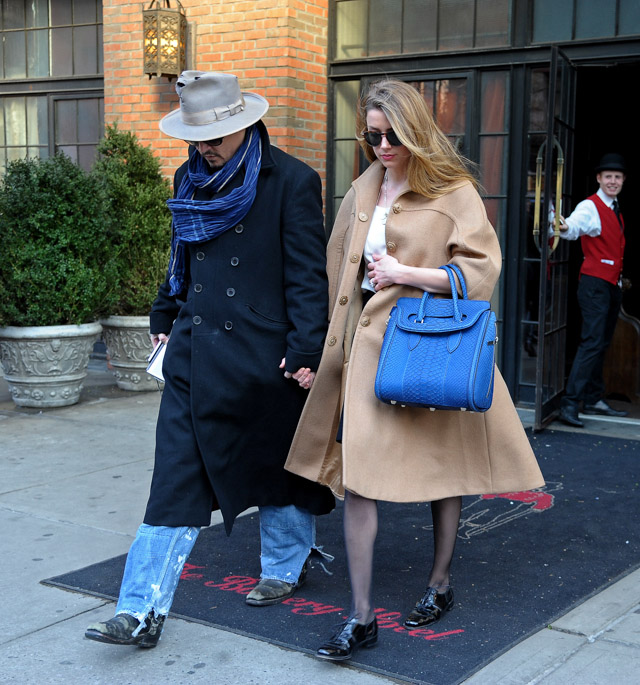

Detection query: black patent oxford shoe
(582, 400), (628, 417)
(558, 407), (584, 428)
(404, 586), (454, 629)
(316, 616), (378, 661)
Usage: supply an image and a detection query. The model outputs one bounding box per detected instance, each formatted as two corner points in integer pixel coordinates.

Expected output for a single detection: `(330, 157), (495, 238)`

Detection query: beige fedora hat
(159, 71), (269, 141)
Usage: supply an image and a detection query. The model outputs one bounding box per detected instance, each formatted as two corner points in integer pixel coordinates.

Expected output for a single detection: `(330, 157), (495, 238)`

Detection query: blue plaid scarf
(166, 125), (262, 295)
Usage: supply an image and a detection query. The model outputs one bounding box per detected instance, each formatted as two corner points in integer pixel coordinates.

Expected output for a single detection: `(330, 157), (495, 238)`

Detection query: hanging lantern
(143, 0), (187, 80)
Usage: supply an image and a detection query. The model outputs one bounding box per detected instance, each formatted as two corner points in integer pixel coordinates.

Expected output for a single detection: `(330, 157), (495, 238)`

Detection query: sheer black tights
(343, 491), (462, 622)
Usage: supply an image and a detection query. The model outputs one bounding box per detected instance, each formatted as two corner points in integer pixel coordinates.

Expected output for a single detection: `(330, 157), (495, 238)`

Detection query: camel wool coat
(285, 161), (544, 501)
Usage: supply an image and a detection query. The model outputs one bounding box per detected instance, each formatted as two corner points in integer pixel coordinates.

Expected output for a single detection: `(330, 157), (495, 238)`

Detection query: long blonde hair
(357, 79), (477, 198)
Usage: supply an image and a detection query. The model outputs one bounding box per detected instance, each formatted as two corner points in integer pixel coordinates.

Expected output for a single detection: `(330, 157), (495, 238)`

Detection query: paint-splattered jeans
(115, 504), (315, 624)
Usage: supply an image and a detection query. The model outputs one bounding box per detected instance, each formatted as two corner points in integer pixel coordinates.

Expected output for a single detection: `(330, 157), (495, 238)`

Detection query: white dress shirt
(361, 205), (389, 293)
(560, 188), (617, 241)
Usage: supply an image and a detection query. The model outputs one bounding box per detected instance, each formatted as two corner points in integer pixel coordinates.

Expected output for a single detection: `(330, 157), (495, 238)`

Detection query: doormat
(44, 430), (640, 685)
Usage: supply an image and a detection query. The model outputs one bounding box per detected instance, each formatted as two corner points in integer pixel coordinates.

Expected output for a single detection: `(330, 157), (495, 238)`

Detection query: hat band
(181, 98), (245, 126)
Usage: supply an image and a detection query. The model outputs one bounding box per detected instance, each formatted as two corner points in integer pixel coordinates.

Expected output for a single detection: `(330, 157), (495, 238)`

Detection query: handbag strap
(442, 264), (468, 299)
(416, 264), (466, 323)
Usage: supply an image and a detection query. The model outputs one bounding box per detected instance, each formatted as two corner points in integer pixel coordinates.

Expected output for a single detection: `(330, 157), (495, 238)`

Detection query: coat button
(226, 288), (235, 297)
(350, 253), (359, 263)
(339, 295), (348, 305)
(392, 203), (401, 214)
(358, 211), (368, 222)
(224, 321), (233, 330)
(234, 224), (244, 233)
(196, 251), (205, 261)
(194, 283), (203, 293)
(360, 316), (370, 326)
(231, 257), (239, 266)
(386, 241), (397, 253)
(327, 335), (337, 346)
(193, 316), (202, 325)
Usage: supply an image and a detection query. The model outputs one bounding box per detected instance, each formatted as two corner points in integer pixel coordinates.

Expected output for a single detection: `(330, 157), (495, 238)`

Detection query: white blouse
(361, 205), (390, 293)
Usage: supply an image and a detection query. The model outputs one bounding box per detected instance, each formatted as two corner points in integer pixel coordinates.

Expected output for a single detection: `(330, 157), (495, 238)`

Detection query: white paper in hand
(146, 341), (166, 382)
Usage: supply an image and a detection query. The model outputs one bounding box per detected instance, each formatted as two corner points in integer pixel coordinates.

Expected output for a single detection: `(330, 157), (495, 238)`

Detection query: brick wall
(103, 0), (329, 183)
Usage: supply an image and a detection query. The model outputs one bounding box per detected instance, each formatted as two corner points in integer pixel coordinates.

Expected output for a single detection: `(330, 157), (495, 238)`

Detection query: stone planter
(101, 315), (159, 392)
(0, 322), (102, 408)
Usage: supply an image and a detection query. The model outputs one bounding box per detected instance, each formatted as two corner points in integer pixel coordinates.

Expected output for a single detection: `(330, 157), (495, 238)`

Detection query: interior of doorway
(566, 61), (640, 414)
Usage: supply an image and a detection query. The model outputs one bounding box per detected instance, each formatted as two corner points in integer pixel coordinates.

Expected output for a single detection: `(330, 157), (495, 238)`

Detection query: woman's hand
(150, 332), (170, 348)
(367, 253), (405, 290)
(280, 358), (316, 390)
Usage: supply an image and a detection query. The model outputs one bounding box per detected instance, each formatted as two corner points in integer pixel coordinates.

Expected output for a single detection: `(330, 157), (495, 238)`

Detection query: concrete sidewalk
(1, 363), (639, 684)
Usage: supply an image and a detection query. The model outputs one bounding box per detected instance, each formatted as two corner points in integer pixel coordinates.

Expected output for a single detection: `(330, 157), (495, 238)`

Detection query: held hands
(280, 358), (316, 390)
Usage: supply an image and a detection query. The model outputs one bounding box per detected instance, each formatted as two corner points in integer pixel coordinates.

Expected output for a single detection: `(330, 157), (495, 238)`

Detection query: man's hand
(280, 358), (316, 390)
(150, 332), (170, 347)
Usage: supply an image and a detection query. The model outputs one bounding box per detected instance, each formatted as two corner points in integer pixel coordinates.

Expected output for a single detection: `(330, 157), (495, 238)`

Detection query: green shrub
(0, 153), (119, 326)
(93, 124), (172, 316)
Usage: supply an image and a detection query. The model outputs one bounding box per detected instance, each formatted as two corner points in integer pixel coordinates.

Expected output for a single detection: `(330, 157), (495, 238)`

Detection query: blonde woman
(285, 80), (544, 660)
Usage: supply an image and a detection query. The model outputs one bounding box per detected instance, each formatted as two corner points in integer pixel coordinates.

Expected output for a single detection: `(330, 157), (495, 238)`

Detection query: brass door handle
(533, 138), (564, 254)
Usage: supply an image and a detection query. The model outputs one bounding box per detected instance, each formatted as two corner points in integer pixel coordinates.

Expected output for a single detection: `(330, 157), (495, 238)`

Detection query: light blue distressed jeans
(115, 504), (316, 626)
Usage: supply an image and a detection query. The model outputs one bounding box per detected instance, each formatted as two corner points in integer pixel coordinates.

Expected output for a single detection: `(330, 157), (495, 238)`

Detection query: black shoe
(316, 616), (378, 661)
(558, 407), (584, 427)
(582, 400), (628, 417)
(404, 586), (454, 628)
(85, 612), (165, 648)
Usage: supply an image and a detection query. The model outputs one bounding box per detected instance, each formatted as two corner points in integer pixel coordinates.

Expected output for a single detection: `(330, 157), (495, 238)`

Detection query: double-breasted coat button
(234, 224), (244, 233)
(392, 203), (402, 214)
(196, 251), (205, 261)
(339, 295), (348, 305)
(224, 321), (233, 330)
(350, 253), (359, 263)
(327, 335), (337, 346)
(358, 211), (368, 222)
(226, 288), (235, 297)
(230, 257), (239, 266)
(386, 241), (397, 253)
(194, 283), (203, 293)
(360, 316), (371, 326)
(193, 315), (202, 325)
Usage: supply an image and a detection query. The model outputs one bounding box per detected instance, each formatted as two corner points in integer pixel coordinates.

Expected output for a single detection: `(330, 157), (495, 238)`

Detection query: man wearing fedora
(85, 71), (335, 647)
(557, 153), (628, 427)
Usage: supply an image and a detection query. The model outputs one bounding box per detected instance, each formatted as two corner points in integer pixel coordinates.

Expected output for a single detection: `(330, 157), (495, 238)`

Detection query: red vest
(580, 193), (625, 285)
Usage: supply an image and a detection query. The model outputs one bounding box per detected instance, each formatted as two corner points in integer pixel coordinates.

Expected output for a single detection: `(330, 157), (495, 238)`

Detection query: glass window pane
(97, 23), (104, 73)
(58, 145), (78, 163)
(2, 0), (26, 29)
(335, 80), (360, 138)
(51, 27), (73, 76)
(74, 0), (98, 24)
(620, 0), (640, 35)
(0, 104), (5, 146)
(368, 0), (401, 55)
(529, 70), (548, 132)
(26, 97), (48, 146)
(335, 0), (367, 59)
(480, 136), (506, 195)
(532, 0), (572, 43)
(5, 98), (26, 146)
(73, 25), (98, 74)
(575, 0), (616, 39)
(27, 29), (50, 78)
(26, 0), (48, 28)
(333, 139), (360, 197)
(7, 147), (27, 163)
(78, 144), (97, 171)
(55, 100), (77, 144)
(481, 72), (507, 133)
(435, 79), (466, 134)
(403, 0), (437, 53)
(51, 0), (73, 26)
(476, 0), (510, 48)
(4, 32), (27, 79)
(439, 0), (474, 51)
(77, 98), (100, 142)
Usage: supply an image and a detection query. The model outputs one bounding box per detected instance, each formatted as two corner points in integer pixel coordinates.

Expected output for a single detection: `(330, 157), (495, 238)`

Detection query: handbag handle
(416, 264), (467, 323)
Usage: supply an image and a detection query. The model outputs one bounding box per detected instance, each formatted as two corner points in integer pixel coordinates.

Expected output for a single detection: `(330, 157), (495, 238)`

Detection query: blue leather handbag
(374, 264), (497, 412)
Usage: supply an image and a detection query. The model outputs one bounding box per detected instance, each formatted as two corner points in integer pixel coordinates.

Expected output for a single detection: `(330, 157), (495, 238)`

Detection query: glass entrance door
(522, 48), (576, 430)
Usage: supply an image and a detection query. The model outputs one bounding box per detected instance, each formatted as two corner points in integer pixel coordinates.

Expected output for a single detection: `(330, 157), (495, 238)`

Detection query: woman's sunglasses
(362, 130), (402, 147)
(187, 138), (224, 147)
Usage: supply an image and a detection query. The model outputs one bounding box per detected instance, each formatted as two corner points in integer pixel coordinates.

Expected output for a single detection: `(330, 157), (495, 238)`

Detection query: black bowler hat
(595, 153), (626, 173)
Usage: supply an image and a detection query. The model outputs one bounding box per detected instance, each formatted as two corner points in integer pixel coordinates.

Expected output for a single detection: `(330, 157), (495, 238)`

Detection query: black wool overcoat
(145, 123), (335, 534)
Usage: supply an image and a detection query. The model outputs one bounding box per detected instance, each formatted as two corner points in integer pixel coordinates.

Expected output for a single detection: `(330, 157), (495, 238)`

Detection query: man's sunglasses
(362, 129), (402, 147)
(188, 138), (224, 147)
